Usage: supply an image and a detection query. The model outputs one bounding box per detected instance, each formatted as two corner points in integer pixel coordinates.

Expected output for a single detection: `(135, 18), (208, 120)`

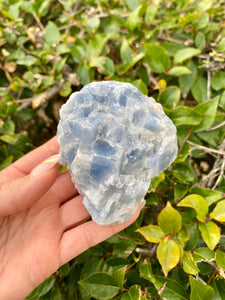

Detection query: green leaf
(183, 251), (199, 275)
(174, 144), (191, 163)
(168, 106), (202, 126)
(220, 90), (225, 110)
(126, 5), (142, 31)
(113, 267), (125, 290)
(168, 66), (191, 76)
(121, 285), (141, 300)
(149, 172), (165, 192)
(191, 76), (207, 103)
(157, 237), (180, 276)
(158, 202), (182, 235)
(193, 96), (219, 132)
(174, 47), (201, 64)
(139, 261), (156, 284)
(191, 187), (223, 206)
(210, 200), (225, 222)
(132, 79), (148, 95)
(185, 223), (199, 250)
(125, 0), (139, 10)
(45, 21), (60, 45)
(144, 1), (159, 25)
(0, 120), (15, 135)
(91, 56), (115, 77)
(210, 279), (225, 300)
(0, 134), (15, 144)
(78, 272), (119, 300)
(195, 32), (206, 50)
(59, 82), (72, 97)
(136, 225), (164, 243)
(172, 163), (195, 182)
(211, 71), (225, 91)
(198, 221), (220, 250)
(216, 250), (225, 269)
(145, 43), (171, 73)
(158, 86), (180, 109)
(177, 225), (190, 242)
(0, 155), (13, 171)
(120, 39), (132, 64)
(193, 247), (215, 262)
(84, 17), (100, 32)
(189, 276), (214, 300)
(119, 52), (144, 74)
(154, 276), (187, 299)
(17, 55), (37, 66)
(25, 276), (55, 299)
(179, 61), (197, 96)
(178, 194), (208, 222)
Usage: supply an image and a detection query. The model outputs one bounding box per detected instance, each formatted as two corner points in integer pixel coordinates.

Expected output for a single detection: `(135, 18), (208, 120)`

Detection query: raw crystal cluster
(57, 81), (177, 225)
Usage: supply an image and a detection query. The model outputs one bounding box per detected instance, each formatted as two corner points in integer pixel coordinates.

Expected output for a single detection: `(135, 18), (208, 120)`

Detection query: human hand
(0, 137), (141, 300)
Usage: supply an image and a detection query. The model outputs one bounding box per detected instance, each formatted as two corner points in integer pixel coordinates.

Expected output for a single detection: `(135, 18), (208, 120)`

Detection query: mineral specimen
(57, 81), (177, 225)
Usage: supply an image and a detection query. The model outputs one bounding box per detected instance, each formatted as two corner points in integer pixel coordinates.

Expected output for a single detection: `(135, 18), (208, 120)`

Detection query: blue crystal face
(57, 81), (178, 225)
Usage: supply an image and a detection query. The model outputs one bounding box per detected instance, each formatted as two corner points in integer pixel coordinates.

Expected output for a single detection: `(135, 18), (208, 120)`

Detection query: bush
(0, 0), (225, 299)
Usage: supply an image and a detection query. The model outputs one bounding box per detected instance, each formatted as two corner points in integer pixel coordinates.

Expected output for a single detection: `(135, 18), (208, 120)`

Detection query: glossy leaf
(183, 251), (199, 275)
(136, 225), (164, 243)
(25, 276), (55, 299)
(210, 200), (225, 222)
(158, 86), (180, 109)
(113, 267), (125, 290)
(155, 276), (187, 299)
(190, 187), (223, 206)
(121, 285), (141, 300)
(211, 71), (225, 91)
(216, 250), (225, 269)
(198, 221), (220, 250)
(158, 202), (182, 235)
(191, 76), (207, 103)
(193, 247), (215, 262)
(189, 276), (214, 300)
(174, 47), (201, 64)
(157, 237), (180, 276)
(78, 272), (119, 300)
(178, 194), (208, 222)
(168, 106), (202, 126)
(193, 96), (219, 132)
(168, 66), (191, 76)
(145, 43), (171, 73)
(139, 261), (156, 283)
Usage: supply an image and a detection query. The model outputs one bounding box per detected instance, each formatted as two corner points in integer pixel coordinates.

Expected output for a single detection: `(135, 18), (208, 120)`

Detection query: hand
(0, 137), (141, 300)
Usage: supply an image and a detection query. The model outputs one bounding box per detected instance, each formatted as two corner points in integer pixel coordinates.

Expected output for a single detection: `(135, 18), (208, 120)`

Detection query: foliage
(0, 0), (225, 299)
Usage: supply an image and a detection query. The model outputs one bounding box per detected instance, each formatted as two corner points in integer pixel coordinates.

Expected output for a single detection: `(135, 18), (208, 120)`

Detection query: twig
(206, 120), (225, 131)
(32, 12), (44, 31)
(188, 141), (225, 156)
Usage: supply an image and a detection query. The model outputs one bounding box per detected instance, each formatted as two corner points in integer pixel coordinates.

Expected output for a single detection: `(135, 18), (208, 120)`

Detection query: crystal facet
(57, 81), (178, 225)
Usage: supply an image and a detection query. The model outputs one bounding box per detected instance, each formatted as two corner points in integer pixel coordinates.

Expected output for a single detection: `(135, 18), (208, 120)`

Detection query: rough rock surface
(57, 81), (177, 225)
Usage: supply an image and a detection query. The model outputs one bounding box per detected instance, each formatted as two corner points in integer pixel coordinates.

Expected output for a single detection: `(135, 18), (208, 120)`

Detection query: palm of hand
(0, 137), (140, 300)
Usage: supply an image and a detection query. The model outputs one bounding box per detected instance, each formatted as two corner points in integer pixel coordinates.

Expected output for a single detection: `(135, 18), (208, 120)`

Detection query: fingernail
(140, 199), (146, 209)
(31, 154), (61, 177)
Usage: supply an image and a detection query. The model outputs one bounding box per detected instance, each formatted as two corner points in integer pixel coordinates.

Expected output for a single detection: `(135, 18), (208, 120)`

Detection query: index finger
(0, 136), (60, 182)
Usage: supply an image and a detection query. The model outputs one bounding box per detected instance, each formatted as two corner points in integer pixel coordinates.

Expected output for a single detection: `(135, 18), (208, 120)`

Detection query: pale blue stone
(57, 81), (178, 225)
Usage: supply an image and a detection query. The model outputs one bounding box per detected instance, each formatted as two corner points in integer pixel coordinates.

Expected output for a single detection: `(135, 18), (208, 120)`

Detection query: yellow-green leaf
(198, 221), (220, 250)
(210, 199), (225, 222)
(183, 251), (199, 275)
(158, 202), (182, 235)
(177, 194), (208, 222)
(157, 237), (180, 277)
(136, 225), (164, 243)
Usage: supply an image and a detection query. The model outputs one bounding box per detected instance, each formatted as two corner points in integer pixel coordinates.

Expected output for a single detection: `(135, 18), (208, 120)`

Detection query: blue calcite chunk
(57, 81), (177, 225)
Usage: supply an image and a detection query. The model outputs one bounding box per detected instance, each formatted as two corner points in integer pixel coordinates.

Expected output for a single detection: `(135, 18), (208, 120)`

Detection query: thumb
(0, 154), (61, 215)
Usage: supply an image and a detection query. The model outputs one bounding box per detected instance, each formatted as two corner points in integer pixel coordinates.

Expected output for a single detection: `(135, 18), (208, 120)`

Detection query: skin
(0, 136), (141, 300)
